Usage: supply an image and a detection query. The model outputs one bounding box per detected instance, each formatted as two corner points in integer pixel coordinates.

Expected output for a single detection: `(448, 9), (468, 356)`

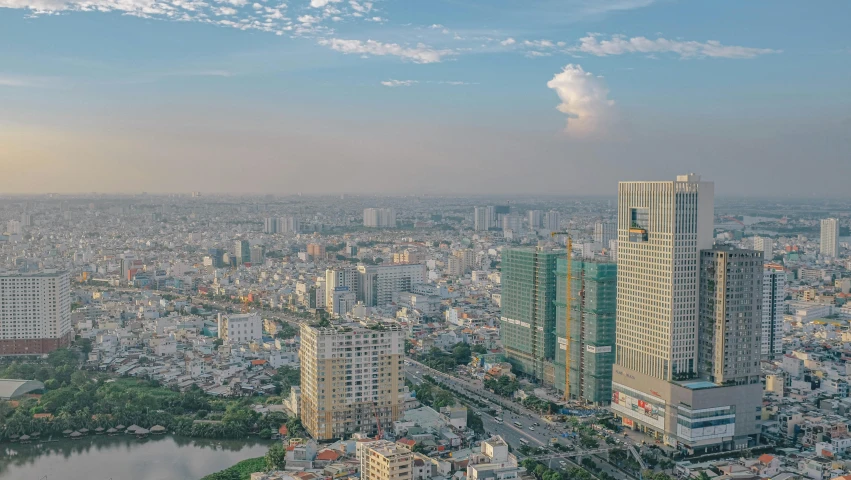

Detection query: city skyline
(1, 1), (849, 196)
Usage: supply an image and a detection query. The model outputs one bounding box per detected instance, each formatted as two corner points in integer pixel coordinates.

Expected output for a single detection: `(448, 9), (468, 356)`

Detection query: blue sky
(1, 0), (849, 195)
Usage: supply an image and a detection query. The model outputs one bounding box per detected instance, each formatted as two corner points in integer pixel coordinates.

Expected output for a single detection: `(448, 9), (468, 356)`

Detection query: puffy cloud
(500, 37), (516, 46)
(546, 64), (615, 137)
(308, 0), (338, 7)
(574, 34), (780, 59)
(380, 79), (417, 87)
(318, 38), (453, 63)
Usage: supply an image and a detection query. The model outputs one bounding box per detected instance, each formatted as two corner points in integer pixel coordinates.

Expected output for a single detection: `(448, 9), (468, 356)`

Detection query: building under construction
(554, 258), (617, 405)
(500, 247), (564, 383)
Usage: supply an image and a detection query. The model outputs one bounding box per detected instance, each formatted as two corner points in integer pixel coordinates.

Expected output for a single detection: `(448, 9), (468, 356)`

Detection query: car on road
(529, 427), (535, 431)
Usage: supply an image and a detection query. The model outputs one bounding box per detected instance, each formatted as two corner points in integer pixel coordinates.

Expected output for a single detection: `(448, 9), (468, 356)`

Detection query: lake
(0, 435), (272, 480)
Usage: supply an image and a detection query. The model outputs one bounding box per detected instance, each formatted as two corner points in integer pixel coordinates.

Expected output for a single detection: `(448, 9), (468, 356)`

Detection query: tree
(77, 338), (93, 356)
(265, 443), (287, 471)
(471, 344), (487, 354)
(451, 343), (472, 365)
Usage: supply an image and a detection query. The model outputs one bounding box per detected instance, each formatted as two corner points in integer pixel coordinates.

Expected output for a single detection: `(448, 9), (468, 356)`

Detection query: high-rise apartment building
(364, 208), (397, 228)
(543, 211), (560, 232)
(0, 270), (73, 355)
(325, 267), (360, 307)
(299, 322), (406, 441)
(280, 215), (300, 234)
(554, 259), (616, 405)
(474, 206), (492, 231)
(264, 217), (277, 234)
(207, 248), (225, 268)
(593, 221), (616, 246)
(500, 247), (564, 381)
(307, 243), (326, 259)
(752, 236), (772, 261)
(502, 214), (522, 234)
(234, 240), (250, 265)
(611, 174), (761, 454)
(527, 210), (543, 229)
(698, 247), (763, 385)
(762, 264), (787, 359)
(361, 440), (413, 480)
(393, 249), (424, 265)
(249, 245), (265, 265)
(821, 218), (839, 257)
(357, 264), (427, 307)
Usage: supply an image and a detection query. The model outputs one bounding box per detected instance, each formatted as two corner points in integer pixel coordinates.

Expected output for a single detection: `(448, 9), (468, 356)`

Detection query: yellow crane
(551, 230), (572, 401)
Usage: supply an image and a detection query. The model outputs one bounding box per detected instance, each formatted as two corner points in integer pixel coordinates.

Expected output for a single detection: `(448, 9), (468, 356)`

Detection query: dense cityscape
(0, 175), (849, 480)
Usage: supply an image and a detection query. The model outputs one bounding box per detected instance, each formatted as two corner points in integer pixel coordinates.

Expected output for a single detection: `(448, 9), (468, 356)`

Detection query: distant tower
(821, 218), (839, 257)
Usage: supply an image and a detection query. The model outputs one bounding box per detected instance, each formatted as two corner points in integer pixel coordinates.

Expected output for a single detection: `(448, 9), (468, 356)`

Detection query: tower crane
(551, 231), (573, 402)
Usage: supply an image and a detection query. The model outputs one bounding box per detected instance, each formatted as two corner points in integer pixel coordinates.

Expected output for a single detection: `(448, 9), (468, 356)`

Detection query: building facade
(753, 236), (773, 261)
(357, 264), (427, 307)
(474, 206), (492, 231)
(299, 322), (406, 441)
(698, 246), (763, 385)
(611, 175), (761, 454)
(594, 221), (616, 246)
(0, 270), (73, 355)
(554, 259), (616, 405)
(500, 247), (564, 382)
(234, 240), (250, 265)
(217, 313), (262, 344)
(762, 264), (787, 359)
(821, 218), (839, 258)
(362, 440), (413, 480)
(364, 208), (397, 228)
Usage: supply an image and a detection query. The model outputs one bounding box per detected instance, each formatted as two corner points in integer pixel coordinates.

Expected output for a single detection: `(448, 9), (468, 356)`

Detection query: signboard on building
(610, 382), (666, 430)
(586, 345), (612, 354)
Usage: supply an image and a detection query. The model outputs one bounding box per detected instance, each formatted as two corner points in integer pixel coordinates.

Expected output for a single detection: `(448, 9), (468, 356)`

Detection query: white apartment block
(753, 236), (773, 260)
(821, 218), (839, 257)
(217, 313), (262, 344)
(364, 208), (397, 228)
(594, 221), (616, 246)
(467, 436), (519, 480)
(326, 267), (360, 307)
(474, 206), (492, 231)
(0, 270), (73, 355)
(299, 322), (406, 441)
(358, 264), (427, 307)
(763, 266), (787, 359)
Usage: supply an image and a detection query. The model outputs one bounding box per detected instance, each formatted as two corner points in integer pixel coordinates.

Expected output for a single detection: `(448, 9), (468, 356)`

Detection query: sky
(0, 0), (849, 196)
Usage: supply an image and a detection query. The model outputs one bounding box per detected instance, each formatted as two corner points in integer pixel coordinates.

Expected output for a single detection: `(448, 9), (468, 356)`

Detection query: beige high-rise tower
(611, 174), (762, 454)
(615, 173), (715, 380)
(299, 321), (406, 441)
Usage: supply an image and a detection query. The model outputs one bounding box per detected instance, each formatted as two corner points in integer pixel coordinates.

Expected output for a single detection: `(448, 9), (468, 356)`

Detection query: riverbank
(200, 457), (266, 480)
(0, 434), (272, 480)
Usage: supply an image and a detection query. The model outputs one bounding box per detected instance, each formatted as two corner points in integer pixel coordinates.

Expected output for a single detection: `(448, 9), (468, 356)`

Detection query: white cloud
(547, 64), (615, 137)
(380, 79), (417, 87)
(348, 0), (370, 12)
(309, 0), (338, 7)
(500, 37), (516, 46)
(523, 39), (554, 48)
(526, 51), (551, 58)
(215, 6), (236, 14)
(0, 74), (54, 87)
(297, 14), (319, 23)
(318, 38), (453, 63)
(574, 34), (780, 59)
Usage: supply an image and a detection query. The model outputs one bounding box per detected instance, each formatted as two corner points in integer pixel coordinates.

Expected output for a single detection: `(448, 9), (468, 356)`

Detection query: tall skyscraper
(593, 221), (615, 246)
(299, 321), (406, 441)
(364, 208), (397, 228)
(474, 206), (492, 231)
(611, 174), (761, 454)
(249, 244), (266, 265)
(234, 240), (250, 265)
(752, 236), (772, 261)
(207, 248), (225, 268)
(762, 264), (787, 359)
(0, 270), (73, 355)
(555, 258), (616, 405)
(280, 215), (300, 233)
(698, 247), (763, 385)
(528, 210), (543, 229)
(500, 247), (564, 382)
(821, 218), (839, 257)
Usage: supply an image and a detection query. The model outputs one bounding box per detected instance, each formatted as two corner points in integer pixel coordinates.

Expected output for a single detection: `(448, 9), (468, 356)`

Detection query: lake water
(0, 435), (272, 480)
